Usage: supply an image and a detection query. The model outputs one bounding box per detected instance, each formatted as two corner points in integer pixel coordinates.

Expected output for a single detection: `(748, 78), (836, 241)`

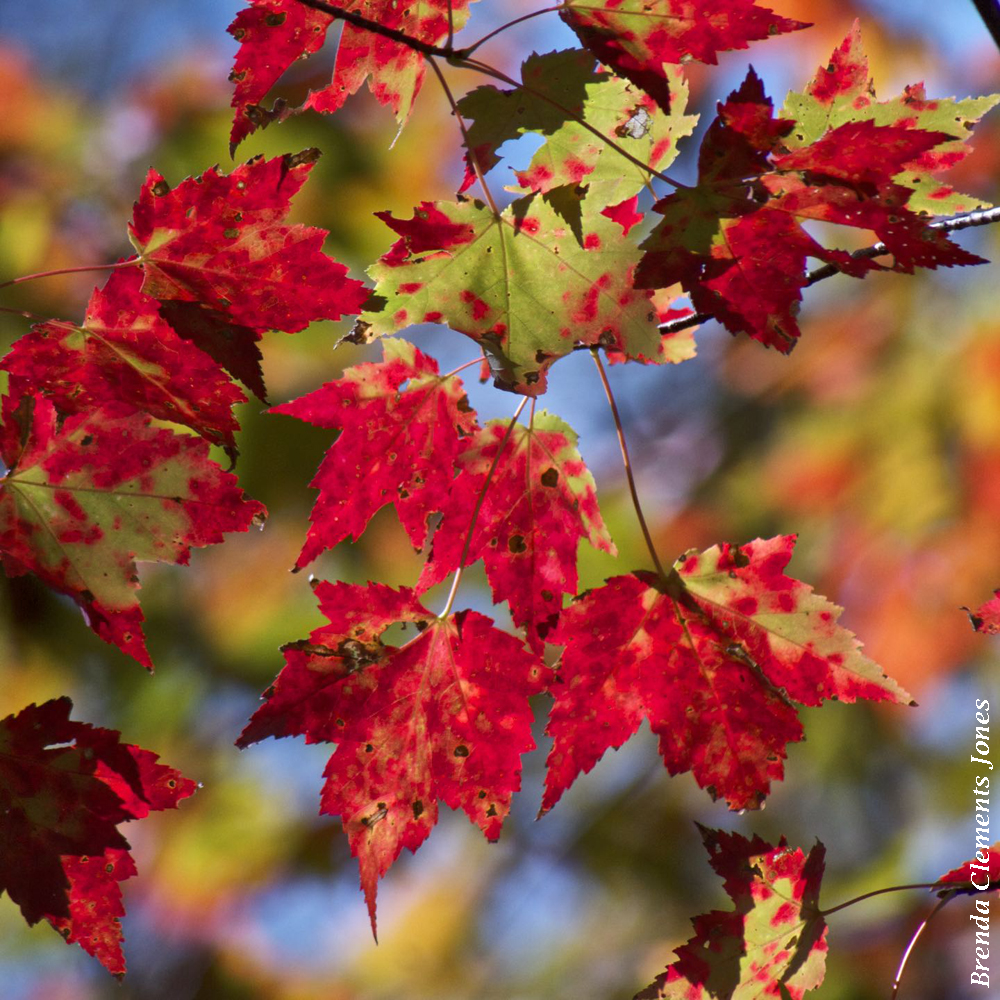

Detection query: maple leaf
(228, 0), (472, 149)
(965, 590), (1000, 633)
(781, 21), (1000, 215)
(0, 697), (196, 975)
(0, 268), (246, 456)
(543, 535), (911, 812)
(936, 844), (1000, 895)
(636, 69), (987, 350)
(0, 394), (265, 667)
(238, 580), (545, 934)
(457, 50), (696, 209)
(128, 150), (367, 346)
(354, 195), (691, 394)
(560, 0), (807, 111)
(271, 338), (479, 567)
(417, 410), (616, 652)
(636, 826), (827, 1000)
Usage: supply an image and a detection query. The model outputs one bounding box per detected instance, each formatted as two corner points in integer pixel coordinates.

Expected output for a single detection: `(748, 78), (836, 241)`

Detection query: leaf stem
(437, 395), (528, 619)
(891, 896), (952, 1000)
(441, 357), (483, 379)
(590, 348), (666, 579)
(457, 7), (564, 58)
(428, 56), (501, 216)
(0, 259), (137, 293)
(818, 882), (945, 917)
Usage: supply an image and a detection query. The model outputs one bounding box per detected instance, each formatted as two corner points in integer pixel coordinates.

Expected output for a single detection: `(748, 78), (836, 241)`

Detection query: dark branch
(291, 0), (453, 58)
(972, 0), (1000, 55)
(653, 204), (1000, 339)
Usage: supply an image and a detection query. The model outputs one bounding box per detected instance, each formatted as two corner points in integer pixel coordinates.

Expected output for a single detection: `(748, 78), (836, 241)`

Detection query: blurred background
(1, 0), (1000, 997)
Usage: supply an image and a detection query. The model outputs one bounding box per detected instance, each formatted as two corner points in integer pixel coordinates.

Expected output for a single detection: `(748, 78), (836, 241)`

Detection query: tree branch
(653, 204), (1000, 339)
(972, 0), (1000, 55)
(291, 0), (454, 57)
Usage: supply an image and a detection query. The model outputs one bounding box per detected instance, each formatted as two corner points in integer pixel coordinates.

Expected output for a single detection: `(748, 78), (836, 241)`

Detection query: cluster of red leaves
(0, 698), (195, 974)
(223, 0), (989, 950)
(3, 0), (999, 983)
(0, 150), (366, 667)
(252, 340), (908, 925)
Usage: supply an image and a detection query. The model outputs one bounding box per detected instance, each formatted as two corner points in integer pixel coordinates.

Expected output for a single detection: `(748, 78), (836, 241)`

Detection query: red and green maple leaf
(0, 394), (265, 668)
(271, 338), (478, 567)
(0, 268), (246, 457)
(354, 195), (692, 394)
(781, 22), (1000, 215)
(543, 535), (911, 812)
(636, 826), (827, 1000)
(456, 49), (696, 209)
(238, 580), (545, 934)
(560, 0), (807, 112)
(636, 69), (986, 350)
(128, 150), (367, 366)
(417, 410), (615, 652)
(228, 0), (472, 149)
(0, 697), (196, 976)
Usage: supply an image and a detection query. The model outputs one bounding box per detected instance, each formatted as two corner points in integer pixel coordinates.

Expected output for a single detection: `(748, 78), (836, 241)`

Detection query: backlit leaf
(238, 580), (545, 935)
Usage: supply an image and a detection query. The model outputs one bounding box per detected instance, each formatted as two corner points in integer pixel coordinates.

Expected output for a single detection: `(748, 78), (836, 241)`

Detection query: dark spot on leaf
(508, 534), (527, 554)
(365, 744), (373, 753)
(81, 435), (93, 447)
(412, 800), (424, 818)
(486, 804), (497, 817)
(540, 468), (558, 487)
(454, 745), (469, 757)
(151, 180), (170, 197)
(265, 11), (286, 25)
(478, 790), (487, 799)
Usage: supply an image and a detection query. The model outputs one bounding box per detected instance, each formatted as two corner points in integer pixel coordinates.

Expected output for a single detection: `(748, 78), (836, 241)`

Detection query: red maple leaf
(0, 697), (196, 975)
(936, 844), (1000, 895)
(238, 580), (545, 934)
(228, 0), (472, 149)
(636, 826), (828, 999)
(271, 339), (479, 568)
(965, 590), (1000, 633)
(636, 70), (986, 350)
(128, 151), (367, 344)
(1, 268), (246, 456)
(543, 536), (911, 812)
(417, 410), (616, 652)
(560, 0), (807, 111)
(0, 394), (265, 667)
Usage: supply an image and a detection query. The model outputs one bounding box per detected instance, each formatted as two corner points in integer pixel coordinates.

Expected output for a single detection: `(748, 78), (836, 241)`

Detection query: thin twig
(441, 357), (484, 379)
(458, 6), (564, 58)
(649, 204), (1000, 340)
(972, 0), (1000, 54)
(291, 0), (453, 57)
(438, 395), (529, 619)
(818, 882), (943, 917)
(590, 348), (667, 579)
(890, 896), (952, 1000)
(428, 57), (501, 216)
(0, 259), (137, 293)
